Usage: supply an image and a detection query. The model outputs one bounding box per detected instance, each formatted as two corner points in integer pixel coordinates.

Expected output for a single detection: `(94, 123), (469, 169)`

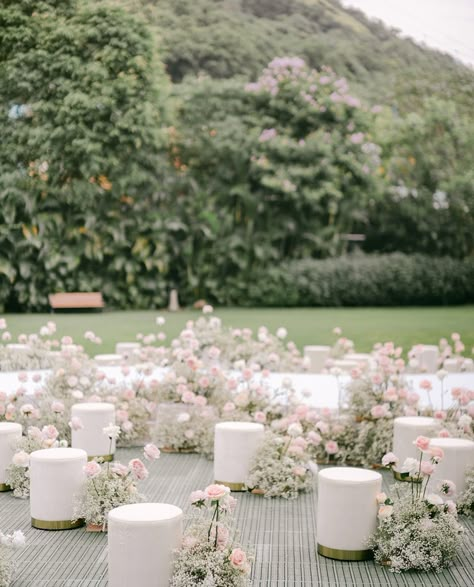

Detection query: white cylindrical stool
(443, 358), (462, 373)
(214, 422), (265, 491)
(419, 345), (439, 373)
(115, 342), (141, 361)
(304, 345), (331, 373)
(0, 423), (23, 491)
(429, 437), (474, 498)
(108, 503), (183, 587)
(71, 402), (116, 461)
(30, 447), (87, 530)
(393, 416), (437, 478)
(317, 467), (382, 560)
(94, 354), (123, 366)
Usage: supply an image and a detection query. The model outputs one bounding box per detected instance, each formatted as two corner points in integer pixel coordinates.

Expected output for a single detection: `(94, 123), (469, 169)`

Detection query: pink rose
(128, 458), (149, 481)
(84, 461), (102, 478)
(111, 463), (129, 476)
(307, 431), (322, 446)
(428, 446), (444, 460)
(229, 548), (250, 573)
(371, 404), (388, 419)
(194, 395), (207, 407)
(205, 484), (230, 501)
(182, 391), (196, 404)
(69, 417), (84, 431)
(438, 429), (451, 438)
(414, 436), (430, 451)
(51, 401), (65, 414)
(42, 425), (59, 440)
(292, 465), (306, 477)
(381, 452), (399, 467)
(116, 410), (129, 423)
(254, 411), (266, 423)
(420, 461), (435, 476)
(143, 443), (161, 461)
(419, 379), (432, 391)
(325, 440), (338, 455)
(190, 490), (206, 504)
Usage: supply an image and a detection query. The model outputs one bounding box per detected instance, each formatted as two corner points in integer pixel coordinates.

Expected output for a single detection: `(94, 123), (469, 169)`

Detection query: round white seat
(443, 358), (462, 373)
(304, 346), (331, 373)
(71, 402), (116, 460)
(94, 354), (123, 366)
(0, 423), (22, 491)
(317, 467), (382, 560)
(429, 437), (474, 498)
(418, 345), (439, 373)
(393, 417), (438, 470)
(115, 342), (141, 360)
(30, 448), (87, 530)
(331, 359), (360, 372)
(108, 503), (183, 587)
(214, 422), (265, 491)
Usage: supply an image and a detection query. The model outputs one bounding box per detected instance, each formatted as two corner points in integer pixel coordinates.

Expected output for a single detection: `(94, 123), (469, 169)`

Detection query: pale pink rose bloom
(229, 548), (249, 572)
(419, 379), (432, 391)
(383, 388), (398, 402)
(222, 402), (235, 413)
(42, 425), (59, 440)
(182, 535), (198, 549)
(451, 387), (462, 399)
(426, 493), (443, 506)
(61, 336), (73, 345)
(404, 406), (417, 417)
(190, 490), (206, 504)
(227, 379), (238, 391)
(439, 428), (451, 438)
(351, 368), (362, 379)
(69, 417), (84, 431)
(288, 444), (304, 457)
(20, 403), (35, 415)
(371, 373), (383, 385)
(438, 480), (456, 496)
(381, 452), (399, 467)
(445, 500), (457, 514)
(420, 461), (435, 476)
(407, 392), (420, 405)
(451, 332), (461, 342)
(307, 431), (322, 446)
(194, 395), (207, 407)
(428, 445), (444, 460)
(111, 463), (129, 476)
(143, 443), (160, 461)
(129, 458), (149, 480)
(13, 450), (30, 467)
(198, 376), (210, 389)
(315, 421), (329, 435)
(376, 492), (387, 504)
(0, 391), (6, 402)
(295, 405), (309, 418)
(84, 461), (102, 478)
(51, 401), (65, 414)
(116, 410), (129, 423)
(122, 421), (134, 432)
(123, 389), (136, 400)
(254, 411), (266, 423)
(371, 404), (388, 419)
(205, 484), (230, 501)
(292, 465), (306, 477)
(182, 391), (196, 404)
(0, 404), (5, 416)
(325, 440), (338, 455)
(414, 436), (430, 451)
(184, 429), (195, 439)
(32, 373), (42, 383)
(17, 372), (28, 383)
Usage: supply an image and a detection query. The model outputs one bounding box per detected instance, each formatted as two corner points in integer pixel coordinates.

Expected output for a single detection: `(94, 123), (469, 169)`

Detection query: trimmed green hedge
(234, 254), (474, 307)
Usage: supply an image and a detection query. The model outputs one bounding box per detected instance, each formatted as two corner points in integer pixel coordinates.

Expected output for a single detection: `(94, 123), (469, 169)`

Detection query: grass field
(2, 306), (474, 357)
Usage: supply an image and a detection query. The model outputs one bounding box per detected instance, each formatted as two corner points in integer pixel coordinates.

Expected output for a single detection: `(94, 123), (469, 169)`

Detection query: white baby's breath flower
(103, 423), (121, 440)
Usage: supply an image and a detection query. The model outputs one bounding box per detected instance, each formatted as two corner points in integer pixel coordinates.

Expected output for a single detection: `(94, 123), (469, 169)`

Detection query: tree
(0, 0), (170, 310)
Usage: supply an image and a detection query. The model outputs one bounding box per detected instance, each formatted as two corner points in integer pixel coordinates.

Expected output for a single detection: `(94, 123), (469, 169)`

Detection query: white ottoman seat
(418, 345), (439, 373)
(71, 402), (116, 461)
(115, 342), (141, 361)
(392, 416), (437, 478)
(30, 448), (87, 530)
(317, 467), (382, 560)
(429, 437), (474, 498)
(94, 353), (123, 366)
(214, 422), (264, 491)
(304, 346), (331, 373)
(108, 503), (183, 587)
(0, 423), (22, 491)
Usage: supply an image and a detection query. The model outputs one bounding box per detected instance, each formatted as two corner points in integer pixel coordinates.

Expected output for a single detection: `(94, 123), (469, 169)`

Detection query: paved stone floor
(1, 450), (473, 586)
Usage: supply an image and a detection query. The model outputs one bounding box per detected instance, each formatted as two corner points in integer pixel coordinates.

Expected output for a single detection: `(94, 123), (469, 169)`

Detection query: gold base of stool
(317, 544), (373, 561)
(0, 483), (11, 492)
(88, 454), (113, 462)
(214, 480), (245, 492)
(31, 518), (85, 530)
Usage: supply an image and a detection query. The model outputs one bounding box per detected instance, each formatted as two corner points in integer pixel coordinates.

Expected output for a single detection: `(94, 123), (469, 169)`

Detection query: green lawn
(2, 306), (474, 356)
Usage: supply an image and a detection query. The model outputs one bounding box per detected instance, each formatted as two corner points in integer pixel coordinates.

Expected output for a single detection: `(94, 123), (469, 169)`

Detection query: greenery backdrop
(0, 0), (473, 311)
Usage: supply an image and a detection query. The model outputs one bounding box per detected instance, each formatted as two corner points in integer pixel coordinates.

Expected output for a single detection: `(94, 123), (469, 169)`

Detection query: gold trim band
(214, 480), (245, 492)
(317, 544), (373, 561)
(0, 483), (11, 492)
(393, 471), (423, 483)
(31, 518), (84, 531)
(88, 454), (114, 462)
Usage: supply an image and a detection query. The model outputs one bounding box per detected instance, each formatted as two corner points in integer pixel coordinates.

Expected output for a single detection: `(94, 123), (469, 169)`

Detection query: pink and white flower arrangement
(170, 487), (251, 586)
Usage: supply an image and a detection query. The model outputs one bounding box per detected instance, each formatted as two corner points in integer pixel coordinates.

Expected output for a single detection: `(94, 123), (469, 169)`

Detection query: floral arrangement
(432, 386), (474, 440)
(457, 466), (474, 516)
(328, 328), (354, 359)
(171, 484), (251, 587)
(6, 425), (67, 498)
(368, 438), (464, 572)
(73, 425), (161, 530)
(245, 430), (316, 499)
(0, 529), (26, 587)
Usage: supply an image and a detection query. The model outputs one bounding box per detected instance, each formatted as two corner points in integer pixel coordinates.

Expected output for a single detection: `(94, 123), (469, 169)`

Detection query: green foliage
(219, 253), (474, 307)
(0, 0), (170, 311)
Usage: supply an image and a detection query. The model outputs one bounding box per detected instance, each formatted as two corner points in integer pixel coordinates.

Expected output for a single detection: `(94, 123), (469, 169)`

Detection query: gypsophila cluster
(0, 529), (25, 587)
(457, 466), (474, 516)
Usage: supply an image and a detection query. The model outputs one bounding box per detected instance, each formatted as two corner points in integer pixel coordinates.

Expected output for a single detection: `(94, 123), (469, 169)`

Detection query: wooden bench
(48, 292), (104, 311)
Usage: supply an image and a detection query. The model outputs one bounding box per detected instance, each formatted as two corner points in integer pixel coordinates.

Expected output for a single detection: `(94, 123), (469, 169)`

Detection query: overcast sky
(341, 0), (474, 67)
